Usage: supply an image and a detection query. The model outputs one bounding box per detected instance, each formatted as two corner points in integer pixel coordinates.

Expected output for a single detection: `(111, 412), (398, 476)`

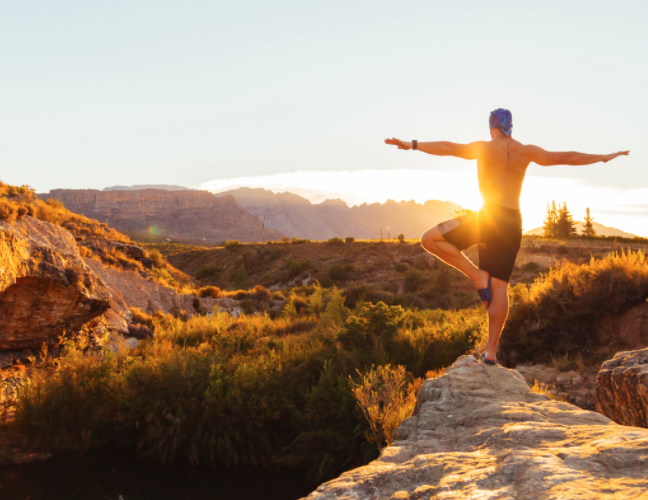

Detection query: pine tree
(556, 202), (577, 238)
(542, 201), (558, 238)
(582, 207), (596, 237)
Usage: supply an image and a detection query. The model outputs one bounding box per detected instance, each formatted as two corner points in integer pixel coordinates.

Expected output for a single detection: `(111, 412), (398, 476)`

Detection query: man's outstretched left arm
(385, 138), (485, 160)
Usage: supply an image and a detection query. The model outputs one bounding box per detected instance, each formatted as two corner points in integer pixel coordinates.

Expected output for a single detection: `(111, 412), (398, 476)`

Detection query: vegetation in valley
(11, 286), (486, 479)
(500, 250), (648, 366)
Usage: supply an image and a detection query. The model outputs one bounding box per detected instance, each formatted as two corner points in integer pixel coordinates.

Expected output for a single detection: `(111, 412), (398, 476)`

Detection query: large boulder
(596, 347), (648, 428)
(0, 216), (111, 350)
(304, 355), (648, 499)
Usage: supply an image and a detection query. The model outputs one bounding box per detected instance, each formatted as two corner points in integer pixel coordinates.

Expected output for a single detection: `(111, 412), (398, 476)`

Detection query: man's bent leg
(421, 227), (489, 291)
(484, 278), (509, 362)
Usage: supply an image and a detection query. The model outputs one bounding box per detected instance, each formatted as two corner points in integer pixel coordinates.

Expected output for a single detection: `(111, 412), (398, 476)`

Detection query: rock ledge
(304, 355), (648, 499)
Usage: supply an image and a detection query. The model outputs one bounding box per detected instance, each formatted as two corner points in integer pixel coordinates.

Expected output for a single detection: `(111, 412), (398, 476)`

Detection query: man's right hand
(385, 138), (412, 150)
(602, 151), (630, 163)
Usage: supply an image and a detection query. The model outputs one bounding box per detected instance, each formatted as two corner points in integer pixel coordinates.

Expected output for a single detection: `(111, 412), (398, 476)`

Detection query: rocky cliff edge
(305, 355), (648, 500)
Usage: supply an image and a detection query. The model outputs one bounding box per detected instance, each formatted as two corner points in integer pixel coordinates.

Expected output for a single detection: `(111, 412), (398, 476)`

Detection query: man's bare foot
(472, 270), (490, 307)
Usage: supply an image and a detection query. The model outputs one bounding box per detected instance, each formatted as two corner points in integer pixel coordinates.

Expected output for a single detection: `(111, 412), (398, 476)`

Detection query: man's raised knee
(421, 228), (440, 253)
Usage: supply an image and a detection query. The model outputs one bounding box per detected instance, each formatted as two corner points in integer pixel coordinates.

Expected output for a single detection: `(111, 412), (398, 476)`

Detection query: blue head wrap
(489, 108), (513, 137)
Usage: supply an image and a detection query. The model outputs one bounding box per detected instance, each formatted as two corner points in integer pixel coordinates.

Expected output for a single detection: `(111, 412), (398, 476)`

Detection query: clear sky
(2, 1), (647, 233)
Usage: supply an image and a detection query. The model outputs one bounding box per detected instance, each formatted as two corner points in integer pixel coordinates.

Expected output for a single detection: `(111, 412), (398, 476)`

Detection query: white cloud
(201, 169), (648, 237)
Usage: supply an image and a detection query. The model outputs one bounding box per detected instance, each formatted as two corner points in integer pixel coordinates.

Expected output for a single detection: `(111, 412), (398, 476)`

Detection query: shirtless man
(385, 109), (629, 365)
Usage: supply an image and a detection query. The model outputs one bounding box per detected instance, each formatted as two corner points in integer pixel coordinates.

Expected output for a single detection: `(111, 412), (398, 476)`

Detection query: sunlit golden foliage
(500, 250), (648, 365)
(349, 365), (421, 450)
(13, 287), (486, 480)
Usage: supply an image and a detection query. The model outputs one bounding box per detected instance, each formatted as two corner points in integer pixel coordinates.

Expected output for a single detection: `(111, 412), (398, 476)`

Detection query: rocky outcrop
(42, 189), (284, 244)
(305, 355), (648, 500)
(0, 217), (111, 350)
(84, 258), (220, 331)
(596, 348), (648, 428)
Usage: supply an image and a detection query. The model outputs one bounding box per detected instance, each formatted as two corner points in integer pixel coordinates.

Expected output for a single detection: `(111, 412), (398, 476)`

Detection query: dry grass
(500, 250), (648, 366)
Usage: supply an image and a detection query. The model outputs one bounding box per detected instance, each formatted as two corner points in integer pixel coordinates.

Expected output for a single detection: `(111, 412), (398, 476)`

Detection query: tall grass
(13, 286), (486, 479)
(499, 251), (648, 366)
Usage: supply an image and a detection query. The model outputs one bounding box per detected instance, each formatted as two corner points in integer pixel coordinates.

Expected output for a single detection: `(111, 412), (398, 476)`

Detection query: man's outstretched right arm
(527, 145), (629, 166)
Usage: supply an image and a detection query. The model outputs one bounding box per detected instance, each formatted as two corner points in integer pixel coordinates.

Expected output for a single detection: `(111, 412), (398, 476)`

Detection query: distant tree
(556, 202), (577, 238)
(345, 236), (355, 243)
(542, 201), (558, 238)
(397, 234), (406, 243)
(582, 208), (596, 237)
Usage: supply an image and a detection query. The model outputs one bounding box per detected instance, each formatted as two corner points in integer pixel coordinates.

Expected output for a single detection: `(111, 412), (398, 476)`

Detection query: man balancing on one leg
(385, 109), (629, 365)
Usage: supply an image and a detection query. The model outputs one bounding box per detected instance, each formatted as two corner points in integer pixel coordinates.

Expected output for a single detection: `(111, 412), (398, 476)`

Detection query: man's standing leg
(484, 278), (508, 361)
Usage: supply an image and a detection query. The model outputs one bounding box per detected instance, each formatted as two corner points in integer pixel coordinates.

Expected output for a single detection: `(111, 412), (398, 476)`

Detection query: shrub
(291, 237), (309, 244)
(148, 249), (165, 268)
(196, 264), (220, 281)
(328, 264), (347, 281)
(224, 240), (241, 250)
(280, 236), (291, 244)
(240, 299), (255, 315)
(499, 251), (648, 366)
(287, 258), (314, 278)
(130, 307), (155, 330)
(403, 268), (427, 292)
(0, 200), (17, 223)
(523, 261), (540, 272)
(17, 206), (28, 218)
(198, 286), (221, 299)
(345, 236), (355, 244)
(192, 297), (201, 312)
(234, 265), (249, 289)
(394, 263), (407, 273)
(128, 324), (154, 339)
(350, 365), (420, 450)
(397, 234), (406, 244)
(327, 237), (344, 245)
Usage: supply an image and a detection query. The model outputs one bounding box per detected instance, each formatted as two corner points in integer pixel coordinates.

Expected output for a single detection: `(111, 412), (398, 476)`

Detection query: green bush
(345, 236), (355, 243)
(403, 268), (427, 292)
(397, 234), (406, 243)
(196, 263), (220, 281)
(328, 264), (347, 281)
(394, 263), (407, 273)
(233, 265), (249, 289)
(327, 237), (344, 245)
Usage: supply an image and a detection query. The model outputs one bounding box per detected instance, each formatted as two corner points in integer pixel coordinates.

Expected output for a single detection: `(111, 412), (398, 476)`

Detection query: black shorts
(437, 203), (523, 282)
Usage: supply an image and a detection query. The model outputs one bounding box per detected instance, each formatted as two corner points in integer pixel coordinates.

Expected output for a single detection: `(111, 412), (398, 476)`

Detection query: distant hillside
(42, 189), (284, 244)
(103, 184), (193, 191)
(216, 187), (459, 240)
(525, 221), (637, 238)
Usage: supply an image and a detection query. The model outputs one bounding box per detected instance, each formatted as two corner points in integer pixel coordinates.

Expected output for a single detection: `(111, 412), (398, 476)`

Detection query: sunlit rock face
(597, 348), (648, 428)
(304, 355), (648, 500)
(0, 216), (111, 350)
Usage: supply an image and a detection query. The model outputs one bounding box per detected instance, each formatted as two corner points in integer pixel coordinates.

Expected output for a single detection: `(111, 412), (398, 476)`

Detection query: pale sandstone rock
(304, 355), (648, 500)
(0, 217), (111, 350)
(596, 348), (648, 428)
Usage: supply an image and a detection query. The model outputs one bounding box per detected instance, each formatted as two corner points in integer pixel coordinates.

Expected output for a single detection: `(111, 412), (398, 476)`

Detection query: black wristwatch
(412, 140), (418, 150)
